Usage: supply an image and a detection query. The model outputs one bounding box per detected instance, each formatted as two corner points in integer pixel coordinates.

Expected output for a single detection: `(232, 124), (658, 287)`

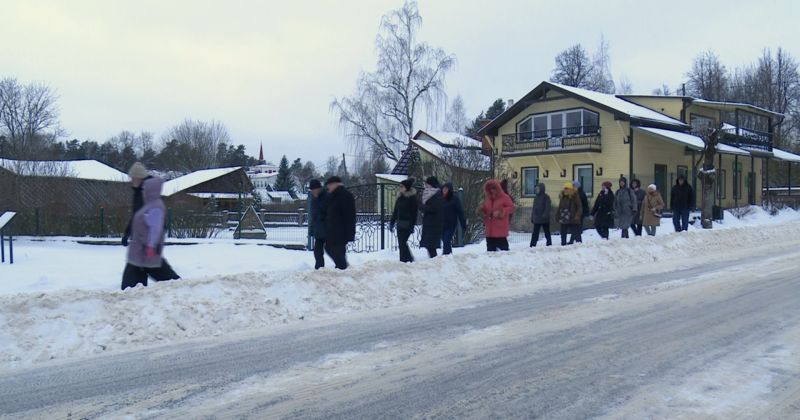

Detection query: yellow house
(478, 81), (800, 213)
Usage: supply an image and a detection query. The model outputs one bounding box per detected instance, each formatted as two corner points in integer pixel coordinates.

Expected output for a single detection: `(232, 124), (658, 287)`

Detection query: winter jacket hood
(530, 183), (552, 225)
(142, 177), (163, 203)
(398, 187), (417, 198)
(481, 179), (515, 238)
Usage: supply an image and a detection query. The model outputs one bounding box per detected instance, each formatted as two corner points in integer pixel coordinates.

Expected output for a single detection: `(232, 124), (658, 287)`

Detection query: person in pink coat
(479, 179), (516, 251)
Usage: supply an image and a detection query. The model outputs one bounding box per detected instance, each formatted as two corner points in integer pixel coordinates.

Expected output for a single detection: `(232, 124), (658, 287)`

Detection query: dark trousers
(314, 238), (326, 269)
(121, 259), (180, 290)
(530, 223), (552, 247)
(486, 237), (509, 252)
(442, 228), (456, 255)
(632, 215), (643, 236)
(621, 227), (630, 238)
(568, 220), (584, 244)
(397, 229), (414, 263)
(560, 224), (579, 246)
(645, 225), (657, 236)
(324, 242), (348, 270)
(596, 226), (609, 239)
(673, 209), (690, 232)
(425, 246), (438, 258)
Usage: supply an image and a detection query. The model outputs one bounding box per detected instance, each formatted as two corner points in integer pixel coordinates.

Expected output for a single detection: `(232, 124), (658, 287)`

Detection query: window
(718, 169), (726, 199)
(516, 108), (600, 140)
(677, 165), (688, 180)
(573, 164), (593, 198)
(690, 115), (715, 132)
(522, 167), (539, 197)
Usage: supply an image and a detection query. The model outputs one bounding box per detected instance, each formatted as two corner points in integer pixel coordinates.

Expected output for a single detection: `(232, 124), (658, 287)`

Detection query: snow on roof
(410, 137), (491, 170)
(0, 159), (127, 182)
(376, 173), (408, 183)
(162, 167), (243, 197)
(634, 127), (750, 156)
(549, 82), (686, 126)
(772, 147), (800, 163)
(187, 192), (243, 200)
(693, 99), (783, 117)
(267, 191), (294, 201)
(415, 130), (481, 147)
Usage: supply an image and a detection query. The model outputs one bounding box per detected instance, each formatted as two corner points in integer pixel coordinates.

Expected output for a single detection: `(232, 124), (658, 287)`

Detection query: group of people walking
(529, 175), (695, 247)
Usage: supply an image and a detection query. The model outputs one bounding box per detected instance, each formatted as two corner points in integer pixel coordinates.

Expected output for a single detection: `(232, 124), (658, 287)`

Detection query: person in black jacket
(324, 176), (356, 269)
(529, 183), (552, 247)
(419, 176), (444, 258)
(630, 179), (646, 236)
(390, 178), (418, 262)
(670, 175), (694, 232)
(591, 181), (615, 240)
(122, 162), (180, 282)
(441, 182), (466, 255)
(308, 179), (328, 269)
(569, 180), (590, 244)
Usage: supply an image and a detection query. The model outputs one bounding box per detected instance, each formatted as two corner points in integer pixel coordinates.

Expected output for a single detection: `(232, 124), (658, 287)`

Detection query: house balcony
(720, 127), (773, 152)
(501, 126), (601, 156)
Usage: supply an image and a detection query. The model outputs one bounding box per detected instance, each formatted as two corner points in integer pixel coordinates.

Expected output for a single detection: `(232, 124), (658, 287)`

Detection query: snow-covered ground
(0, 207), (799, 370)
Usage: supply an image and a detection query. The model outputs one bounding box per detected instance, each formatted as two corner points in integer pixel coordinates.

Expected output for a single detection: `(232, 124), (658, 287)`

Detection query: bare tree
(686, 51), (729, 100)
(617, 75), (634, 95)
(551, 44), (594, 88)
(324, 155), (340, 178)
(697, 126), (720, 229)
(652, 84), (674, 96)
(331, 1), (456, 162)
(0, 78), (61, 159)
(161, 119), (230, 171)
(587, 35), (615, 93)
(443, 94), (468, 134)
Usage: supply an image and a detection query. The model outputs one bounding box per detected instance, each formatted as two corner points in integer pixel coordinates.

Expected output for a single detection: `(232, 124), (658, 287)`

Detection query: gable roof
(0, 159), (127, 182)
(479, 81), (688, 136)
(633, 127), (750, 156)
(162, 167), (243, 197)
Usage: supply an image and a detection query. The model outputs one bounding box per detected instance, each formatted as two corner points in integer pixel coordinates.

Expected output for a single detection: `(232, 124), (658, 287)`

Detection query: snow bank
(1, 211), (799, 370)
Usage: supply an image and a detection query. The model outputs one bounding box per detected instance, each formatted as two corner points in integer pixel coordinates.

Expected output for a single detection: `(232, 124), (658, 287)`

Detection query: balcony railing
(501, 125), (601, 155)
(720, 127), (772, 152)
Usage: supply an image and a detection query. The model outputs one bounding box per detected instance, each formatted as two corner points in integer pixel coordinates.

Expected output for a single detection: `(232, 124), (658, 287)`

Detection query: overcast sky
(1, 0), (798, 167)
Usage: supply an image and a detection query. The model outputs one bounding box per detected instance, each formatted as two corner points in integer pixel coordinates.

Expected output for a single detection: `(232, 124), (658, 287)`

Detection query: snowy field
(1, 206), (799, 370)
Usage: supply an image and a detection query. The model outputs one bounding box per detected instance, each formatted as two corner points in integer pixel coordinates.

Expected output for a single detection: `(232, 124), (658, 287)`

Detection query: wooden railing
(501, 126), (601, 155)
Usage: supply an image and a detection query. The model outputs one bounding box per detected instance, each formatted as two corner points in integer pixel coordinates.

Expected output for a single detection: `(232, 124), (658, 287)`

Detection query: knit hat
(572, 179), (582, 189)
(619, 176), (628, 185)
(400, 178), (415, 190)
(128, 162), (148, 179)
(325, 176), (342, 185)
(602, 181), (613, 189)
(308, 179), (322, 190)
(425, 176), (440, 188)
(647, 184), (657, 191)
(563, 182), (575, 190)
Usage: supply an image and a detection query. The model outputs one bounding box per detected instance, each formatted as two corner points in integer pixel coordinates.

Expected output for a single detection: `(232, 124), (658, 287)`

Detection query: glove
(121, 236), (129, 247)
(145, 246), (157, 259)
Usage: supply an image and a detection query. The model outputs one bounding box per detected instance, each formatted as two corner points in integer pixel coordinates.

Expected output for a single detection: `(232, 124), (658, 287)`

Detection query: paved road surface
(1, 247), (799, 419)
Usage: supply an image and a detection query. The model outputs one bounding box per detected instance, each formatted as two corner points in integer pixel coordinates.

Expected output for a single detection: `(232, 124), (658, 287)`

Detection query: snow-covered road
(1, 233), (798, 418)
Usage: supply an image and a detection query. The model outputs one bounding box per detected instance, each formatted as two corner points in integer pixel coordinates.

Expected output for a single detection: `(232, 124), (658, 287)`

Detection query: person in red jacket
(479, 179), (516, 252)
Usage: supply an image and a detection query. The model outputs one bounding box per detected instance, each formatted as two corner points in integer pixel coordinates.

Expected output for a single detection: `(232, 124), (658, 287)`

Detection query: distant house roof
(690, 99), (783, 118)
(633, 127), (750, 156)
(162, 167), (244, 197)
(390, 145), (419, 175)
(376, 173), (408, 183)
(772, 147), (800, 163)
(267, 191), (294, 202)
(0, 159), (127, 182)
(479, 81), (688, 136)
(411, 130), (490, 170)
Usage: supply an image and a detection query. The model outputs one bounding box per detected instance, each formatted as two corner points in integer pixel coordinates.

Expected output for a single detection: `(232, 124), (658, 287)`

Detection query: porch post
(750, 154), (755, 205)
(629, 128), (634, 180)
(692, 150), (698, 208)
(789, 161), (793, 197)
(718, 153), (722, 208)
(765, 158), (770, 205)
(734, 154), (739, 208)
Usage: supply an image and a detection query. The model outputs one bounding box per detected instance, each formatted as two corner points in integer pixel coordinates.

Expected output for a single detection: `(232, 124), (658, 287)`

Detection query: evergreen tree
(274, 155), (295, 192)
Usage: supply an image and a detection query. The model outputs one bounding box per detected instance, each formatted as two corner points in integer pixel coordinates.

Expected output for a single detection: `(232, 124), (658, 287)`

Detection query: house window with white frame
(522, 167), (539, 197)
(516, 108), (600, 141)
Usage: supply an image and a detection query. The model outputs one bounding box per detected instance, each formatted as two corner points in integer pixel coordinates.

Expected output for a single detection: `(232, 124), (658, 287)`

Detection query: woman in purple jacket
(121, 177), (169, 290)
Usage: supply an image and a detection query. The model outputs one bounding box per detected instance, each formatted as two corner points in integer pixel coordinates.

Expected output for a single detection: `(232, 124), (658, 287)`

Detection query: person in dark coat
(390, 178), (418, 263)
(308, 179), (328, 269)
(614, 176), (636, 238)
(569, 180), (590, 244)
(529, 182), (552, 247)
(324, 176), (356, 269)
(630, 179), (646, 236)
(670, 175), (694, 232)
(419, 176), (444, 258)
(557, 182), (582, 246)
(591, 181), (615, 240)
(441, 182), (466, 255)
(122, 162), (180, 282)
(121, 177), (168, 290)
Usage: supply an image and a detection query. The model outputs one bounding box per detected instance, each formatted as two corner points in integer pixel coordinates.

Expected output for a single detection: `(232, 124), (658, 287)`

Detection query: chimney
(507, 99), (515, 108)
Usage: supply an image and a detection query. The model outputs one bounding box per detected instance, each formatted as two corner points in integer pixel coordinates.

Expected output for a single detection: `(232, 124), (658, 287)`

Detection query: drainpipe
(628, 127), (634, 180)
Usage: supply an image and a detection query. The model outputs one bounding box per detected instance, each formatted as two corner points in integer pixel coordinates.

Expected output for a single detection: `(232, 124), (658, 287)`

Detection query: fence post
(380, 184), (386, 250)
(99, 207), (105, 237)
(456, 188), (465, 247)
(35, 207), (40, 236)
(8, 233), (12, 264)
(1, 230), (4, 263)
(167, 209), (173, 238)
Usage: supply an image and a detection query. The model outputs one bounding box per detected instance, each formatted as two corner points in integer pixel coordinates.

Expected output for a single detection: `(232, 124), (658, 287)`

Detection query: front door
(654, 164), (668, 206)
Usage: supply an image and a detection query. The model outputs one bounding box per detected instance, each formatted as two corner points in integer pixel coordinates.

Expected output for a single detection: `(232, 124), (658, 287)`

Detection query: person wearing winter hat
(121, 177), (170, 290)
(591, 181), (615, 239)
(557, 182), (582, 246)
(630, 179), (646, 236)
(122, 162), (180, 284)
(641, 184), (665, 236)
(308, 179), (328, 269)
(529, 183), (552, 247)
(419, 177), (444, 258)
(480, 179), (515, 251)
(441, 182), (466, 255)
(614, 176), (636, 238)
(390, 178), (418, 262)
(670, 175), (694, 232)
(569, 179), (589, 244)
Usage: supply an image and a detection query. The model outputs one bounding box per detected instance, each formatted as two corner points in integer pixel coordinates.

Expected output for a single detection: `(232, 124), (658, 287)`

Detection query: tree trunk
(699, 128), (719, 229)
